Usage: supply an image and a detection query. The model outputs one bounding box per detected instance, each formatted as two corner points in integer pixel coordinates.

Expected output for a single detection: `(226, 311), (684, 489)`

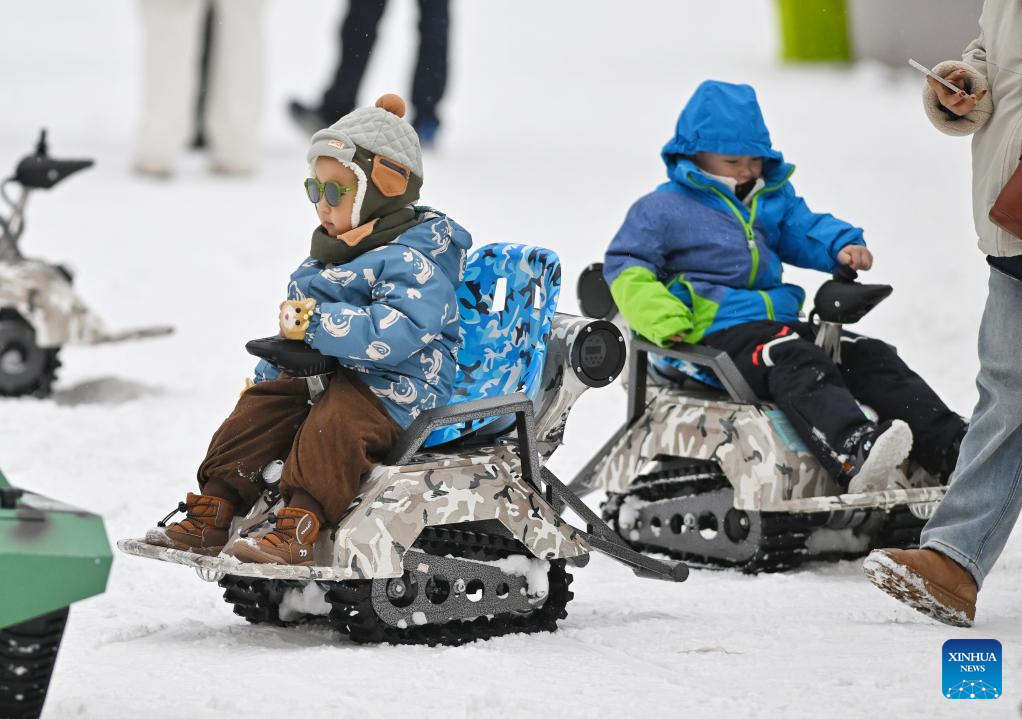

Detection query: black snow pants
(700, 321), (966, 478)
(320, 0), (450, 125)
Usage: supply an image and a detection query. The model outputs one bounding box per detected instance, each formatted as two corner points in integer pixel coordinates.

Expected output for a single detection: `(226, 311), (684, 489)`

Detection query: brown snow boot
(863, 548), (977, 627)
(230, 507), (319, 566)
(144, 492), (235, 555)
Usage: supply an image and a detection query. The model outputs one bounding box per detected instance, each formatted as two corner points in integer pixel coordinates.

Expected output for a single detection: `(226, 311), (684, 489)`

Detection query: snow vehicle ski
(569, 263), (947, 573)
(118, 243), (688, 645)
(0, 130), (173, 397)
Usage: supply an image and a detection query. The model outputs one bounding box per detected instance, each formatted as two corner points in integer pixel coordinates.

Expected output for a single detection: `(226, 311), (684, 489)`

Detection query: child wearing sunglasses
(604, 80), (966, 493)
(143, 94), (472, 565)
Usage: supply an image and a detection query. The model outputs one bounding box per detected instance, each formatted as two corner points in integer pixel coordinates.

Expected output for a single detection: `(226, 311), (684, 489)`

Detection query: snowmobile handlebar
(11, 130), (93, 190)
(1, 131), (94, 255)
(245, 336), (339, 377)
(812, 275), (892, 325)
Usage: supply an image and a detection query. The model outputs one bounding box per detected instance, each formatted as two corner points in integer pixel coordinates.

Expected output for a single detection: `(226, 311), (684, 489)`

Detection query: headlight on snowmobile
(569, 319), (625, 388)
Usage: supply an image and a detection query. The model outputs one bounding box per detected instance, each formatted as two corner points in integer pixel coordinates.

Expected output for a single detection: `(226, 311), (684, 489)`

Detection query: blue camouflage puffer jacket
(604, 80), (865, 347)
(255, 208), (472, 429)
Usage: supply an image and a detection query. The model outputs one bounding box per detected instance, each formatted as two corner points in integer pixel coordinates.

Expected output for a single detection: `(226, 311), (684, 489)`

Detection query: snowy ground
(1, 1), (1019, 717)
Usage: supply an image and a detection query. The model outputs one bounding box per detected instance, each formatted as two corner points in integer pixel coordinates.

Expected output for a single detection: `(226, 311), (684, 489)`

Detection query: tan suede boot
(229, 508), (319, 566)
(144, 493), (235, 555)
(863, 548), (978, 627)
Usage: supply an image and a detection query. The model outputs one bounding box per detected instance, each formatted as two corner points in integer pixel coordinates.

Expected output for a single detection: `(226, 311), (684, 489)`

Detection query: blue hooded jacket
(254, 208), (472, 429)
(603, 81), (864, 346)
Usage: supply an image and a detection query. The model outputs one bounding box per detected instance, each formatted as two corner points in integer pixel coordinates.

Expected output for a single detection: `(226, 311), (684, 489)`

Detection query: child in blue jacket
(144, 94), (472, 565)
(605, 81), (965, 492)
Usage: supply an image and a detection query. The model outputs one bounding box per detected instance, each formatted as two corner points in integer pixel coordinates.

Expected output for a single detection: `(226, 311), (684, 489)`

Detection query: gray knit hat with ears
(307, 94), (422, 176)
(306, 94), (423, 228)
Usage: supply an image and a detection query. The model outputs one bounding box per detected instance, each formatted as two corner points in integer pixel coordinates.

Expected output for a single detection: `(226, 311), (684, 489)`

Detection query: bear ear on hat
(375, 93), (406, 118)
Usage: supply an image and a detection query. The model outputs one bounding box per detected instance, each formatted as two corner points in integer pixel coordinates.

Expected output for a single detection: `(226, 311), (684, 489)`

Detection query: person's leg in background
(190, 3), (215, 150)
(290, 0), (388, 133)
(322, 0), (388, 122)
(410, 0), (449, 145)
(206, 0), (267, 175)
(134, 0), (206, 176)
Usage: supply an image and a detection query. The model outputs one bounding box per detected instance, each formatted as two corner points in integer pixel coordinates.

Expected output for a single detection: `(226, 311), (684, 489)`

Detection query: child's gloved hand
(838, 245), (873, 271)
(278, 299), (317, 340)
(927, 68), (987, 117)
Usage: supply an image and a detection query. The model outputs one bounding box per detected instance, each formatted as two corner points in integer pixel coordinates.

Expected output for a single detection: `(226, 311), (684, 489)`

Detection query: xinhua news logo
(942, 639), (1001, 699)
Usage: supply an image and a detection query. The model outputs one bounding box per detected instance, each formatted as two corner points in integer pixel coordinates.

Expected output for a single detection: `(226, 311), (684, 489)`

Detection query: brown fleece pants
(196, 370), (403, 524)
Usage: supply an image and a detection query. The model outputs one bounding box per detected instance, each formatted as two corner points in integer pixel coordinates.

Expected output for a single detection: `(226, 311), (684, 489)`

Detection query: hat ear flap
(371, 155), (411, 197)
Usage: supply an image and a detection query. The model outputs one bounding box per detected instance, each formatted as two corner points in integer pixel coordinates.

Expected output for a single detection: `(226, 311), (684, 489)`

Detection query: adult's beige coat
(923, 0), (1022, 257)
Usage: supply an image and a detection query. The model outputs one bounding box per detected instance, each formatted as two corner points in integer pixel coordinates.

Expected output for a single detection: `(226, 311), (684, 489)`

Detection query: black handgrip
(812, 280), (893, 324)
(245, 336), (339, 377)
(834, 264), (858, 282)
(14, 131), (93, 189)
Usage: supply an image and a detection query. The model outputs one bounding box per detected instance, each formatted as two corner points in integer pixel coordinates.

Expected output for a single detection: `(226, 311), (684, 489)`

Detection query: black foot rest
(245, 336), (339, 377)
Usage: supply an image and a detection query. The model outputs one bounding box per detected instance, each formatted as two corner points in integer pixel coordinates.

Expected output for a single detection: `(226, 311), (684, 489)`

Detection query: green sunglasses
(304, 177), (354, 207)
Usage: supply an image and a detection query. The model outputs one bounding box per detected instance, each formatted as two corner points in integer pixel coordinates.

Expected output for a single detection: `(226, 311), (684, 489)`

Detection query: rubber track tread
(869, 506), (926, 551)
(604, 463), (925, 573)
(604, 467), (812, 573)
(219, 575), (303, 627)
(0, 607), (68, 719)
(324, 526), (573, 646)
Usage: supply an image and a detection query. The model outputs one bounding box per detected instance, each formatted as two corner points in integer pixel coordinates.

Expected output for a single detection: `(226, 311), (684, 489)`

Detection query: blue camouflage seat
(651, 354), (725, 390)
(423, 243), (561, 447)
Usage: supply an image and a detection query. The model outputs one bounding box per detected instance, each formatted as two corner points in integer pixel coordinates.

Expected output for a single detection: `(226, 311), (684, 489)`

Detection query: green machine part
(1, 466), (112, 717)
(0, 467), (113, 629)
(776, 0), (852, 62)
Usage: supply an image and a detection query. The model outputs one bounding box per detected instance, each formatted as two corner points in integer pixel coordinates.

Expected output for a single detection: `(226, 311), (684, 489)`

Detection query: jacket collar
(668, 157), (793, 205)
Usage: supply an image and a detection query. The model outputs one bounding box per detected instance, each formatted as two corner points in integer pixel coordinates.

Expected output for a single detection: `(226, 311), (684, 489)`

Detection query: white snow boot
(843, 419), (913, 493)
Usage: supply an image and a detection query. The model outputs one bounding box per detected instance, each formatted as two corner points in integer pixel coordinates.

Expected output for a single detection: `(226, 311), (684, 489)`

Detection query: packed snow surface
(1, 1), (1019, 718)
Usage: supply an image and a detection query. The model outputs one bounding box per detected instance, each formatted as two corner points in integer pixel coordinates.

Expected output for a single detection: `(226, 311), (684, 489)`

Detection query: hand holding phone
(909, 58), (987, 117)
(909, 59), (964, 93)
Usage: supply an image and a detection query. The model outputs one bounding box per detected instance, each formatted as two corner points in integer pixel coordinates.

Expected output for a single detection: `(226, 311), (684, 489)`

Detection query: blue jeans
(921, 267), (1022, 588)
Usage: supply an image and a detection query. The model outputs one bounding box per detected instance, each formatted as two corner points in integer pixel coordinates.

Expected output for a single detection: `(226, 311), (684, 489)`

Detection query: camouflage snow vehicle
(569, 263), (947, 573)
(118, 243), (688, 645)
(0, 130), (172, 397)
(1, 466), (113, 718)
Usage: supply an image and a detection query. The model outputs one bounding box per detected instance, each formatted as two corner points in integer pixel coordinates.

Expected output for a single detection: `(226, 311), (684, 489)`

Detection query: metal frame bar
(539, 467), (688, 582)
(384, 393), (688, 583)
(630, 337), (758, 413)
(384, 393), (539, 484)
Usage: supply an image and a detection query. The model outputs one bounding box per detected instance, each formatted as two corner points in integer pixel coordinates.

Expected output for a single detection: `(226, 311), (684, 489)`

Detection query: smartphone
(908, 58), (967, 94)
